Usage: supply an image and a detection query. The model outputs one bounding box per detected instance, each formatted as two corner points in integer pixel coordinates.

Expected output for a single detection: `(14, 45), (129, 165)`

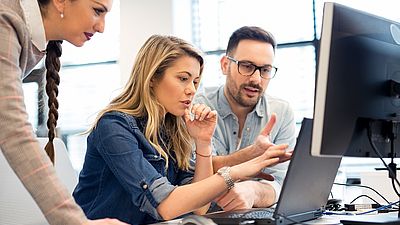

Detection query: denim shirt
(194, 86), (296, 200)
(73, 111), (194, 225)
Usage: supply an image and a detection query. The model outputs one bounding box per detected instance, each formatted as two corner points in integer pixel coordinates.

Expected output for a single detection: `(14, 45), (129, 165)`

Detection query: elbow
(157, 205), (177, 221)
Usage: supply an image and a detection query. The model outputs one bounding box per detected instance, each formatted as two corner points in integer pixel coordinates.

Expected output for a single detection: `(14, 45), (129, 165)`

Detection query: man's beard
(228, 81), (263, 108)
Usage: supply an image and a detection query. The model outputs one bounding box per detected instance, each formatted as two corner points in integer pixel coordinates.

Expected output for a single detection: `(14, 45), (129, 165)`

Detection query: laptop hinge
(275, 208), (324, 225)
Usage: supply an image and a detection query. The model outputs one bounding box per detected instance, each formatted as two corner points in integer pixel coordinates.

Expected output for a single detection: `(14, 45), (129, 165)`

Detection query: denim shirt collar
(216, 85), (268, 119)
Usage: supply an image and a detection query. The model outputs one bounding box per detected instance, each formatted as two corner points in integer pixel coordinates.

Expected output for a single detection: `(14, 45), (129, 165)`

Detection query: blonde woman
(73, 35), (289, 225)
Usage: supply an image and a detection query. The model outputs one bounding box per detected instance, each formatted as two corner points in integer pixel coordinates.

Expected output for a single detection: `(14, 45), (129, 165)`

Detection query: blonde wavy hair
(91, 35), (204, 170)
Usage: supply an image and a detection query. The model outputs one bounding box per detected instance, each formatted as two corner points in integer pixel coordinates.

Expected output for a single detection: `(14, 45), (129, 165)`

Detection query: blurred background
(23, 0), (400, 193)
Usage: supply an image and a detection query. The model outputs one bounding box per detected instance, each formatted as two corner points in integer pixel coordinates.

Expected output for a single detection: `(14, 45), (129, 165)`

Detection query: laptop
(205, 118), (342, 225)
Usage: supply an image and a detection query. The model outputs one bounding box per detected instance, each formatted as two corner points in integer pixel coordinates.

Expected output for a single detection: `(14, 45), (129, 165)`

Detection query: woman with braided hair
(0, 0), (127, 224)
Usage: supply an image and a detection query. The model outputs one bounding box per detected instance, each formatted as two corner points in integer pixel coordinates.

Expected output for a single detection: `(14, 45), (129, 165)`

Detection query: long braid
(44, 40), (62, 164)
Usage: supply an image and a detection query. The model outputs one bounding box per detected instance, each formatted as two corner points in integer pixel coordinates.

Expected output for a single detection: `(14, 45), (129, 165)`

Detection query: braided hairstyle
(44, 41), (62, 164)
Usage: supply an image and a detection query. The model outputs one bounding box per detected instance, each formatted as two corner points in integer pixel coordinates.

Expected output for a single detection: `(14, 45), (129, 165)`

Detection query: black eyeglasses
(227, 56), (278, 79)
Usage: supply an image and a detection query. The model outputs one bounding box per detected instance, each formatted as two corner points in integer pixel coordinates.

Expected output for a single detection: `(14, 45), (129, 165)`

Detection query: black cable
(356, 200), (400, 215)
(323, 201), (400, 216)
(333, 182), (391, 205)
(349, 194), (381, 205)
(367, 123), (400, 197)
(392, 177), (400, 197)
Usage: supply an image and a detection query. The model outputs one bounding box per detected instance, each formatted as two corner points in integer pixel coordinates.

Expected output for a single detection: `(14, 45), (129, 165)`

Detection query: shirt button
(233, 131), (237, 135)
(154, 155), (158, 159)
(142, 184), (148, 189)
(247, 128), (250, 131)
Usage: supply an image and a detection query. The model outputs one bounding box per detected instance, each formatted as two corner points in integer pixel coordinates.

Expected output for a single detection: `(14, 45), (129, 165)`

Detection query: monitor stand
(342, 123), (400, 225)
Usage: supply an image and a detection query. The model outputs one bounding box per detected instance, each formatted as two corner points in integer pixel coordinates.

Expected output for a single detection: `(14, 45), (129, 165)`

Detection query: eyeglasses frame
(227, 56), (278, 79)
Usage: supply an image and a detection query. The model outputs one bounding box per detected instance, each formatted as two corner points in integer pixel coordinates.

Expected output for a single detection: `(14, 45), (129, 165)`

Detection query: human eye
(239, 62), (255, 73)
(261, 66), (272, 73)
(193, 78), (200, 86)
(240, 62), (254, 70)
(179, 75), (189, 82)
(93, 8), (105, 16)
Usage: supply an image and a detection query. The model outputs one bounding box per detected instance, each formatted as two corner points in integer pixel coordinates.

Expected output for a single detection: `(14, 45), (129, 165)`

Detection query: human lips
(243, 86), (260, 93)
(241, 84), (262, 97)
(180, 100), (191, 108)
(84, 32), (94, 41)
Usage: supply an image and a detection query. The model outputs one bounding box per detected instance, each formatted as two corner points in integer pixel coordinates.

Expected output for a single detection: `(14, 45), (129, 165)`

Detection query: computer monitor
(311, 2), (400, 158)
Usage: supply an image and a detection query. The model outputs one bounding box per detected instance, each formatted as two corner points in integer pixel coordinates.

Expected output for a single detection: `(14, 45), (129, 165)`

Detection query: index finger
(260, 113), (276, 136)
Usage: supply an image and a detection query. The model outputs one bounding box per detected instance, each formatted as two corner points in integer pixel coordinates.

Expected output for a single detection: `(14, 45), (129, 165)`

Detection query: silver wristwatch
(217, 166), (235, 190)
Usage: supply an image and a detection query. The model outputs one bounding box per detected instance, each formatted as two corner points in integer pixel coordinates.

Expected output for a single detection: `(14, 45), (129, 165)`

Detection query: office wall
(120, 0), (174, 84)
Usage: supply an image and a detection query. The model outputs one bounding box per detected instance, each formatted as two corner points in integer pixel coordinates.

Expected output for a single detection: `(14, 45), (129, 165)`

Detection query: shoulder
(266, 95), (292, 111)
(0, 2), (29, 51)
(265, 95), (294, 118)
(194, 86), (222, 107)
(0, 1), (26, 28)
(97, 111), (141, 131)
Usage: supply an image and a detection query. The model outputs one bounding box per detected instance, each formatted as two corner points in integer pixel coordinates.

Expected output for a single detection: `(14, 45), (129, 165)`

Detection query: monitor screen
(311, 2), (400, 158)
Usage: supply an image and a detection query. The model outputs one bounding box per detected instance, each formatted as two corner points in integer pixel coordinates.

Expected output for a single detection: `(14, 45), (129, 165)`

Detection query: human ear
(149, 78), (155, 88)
(52, 0), (66, 15)
(220, 56), (230, 75)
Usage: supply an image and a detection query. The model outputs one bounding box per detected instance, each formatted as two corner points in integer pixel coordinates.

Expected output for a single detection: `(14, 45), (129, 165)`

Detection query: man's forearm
(212, 145), (254, 173)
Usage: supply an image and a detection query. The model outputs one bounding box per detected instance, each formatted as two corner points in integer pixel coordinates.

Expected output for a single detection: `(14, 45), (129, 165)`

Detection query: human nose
(249, 68), (263, 82)
(185, 83), (196, 95)
(95, 17), (106, 33)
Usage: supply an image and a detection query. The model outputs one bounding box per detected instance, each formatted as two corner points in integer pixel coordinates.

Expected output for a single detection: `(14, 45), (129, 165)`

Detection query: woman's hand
(184, 103), (217, 145)
(230, 144), (290, 181)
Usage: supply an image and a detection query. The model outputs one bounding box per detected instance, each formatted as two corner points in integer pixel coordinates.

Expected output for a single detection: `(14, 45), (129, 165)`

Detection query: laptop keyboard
(227, 208), (274, 219)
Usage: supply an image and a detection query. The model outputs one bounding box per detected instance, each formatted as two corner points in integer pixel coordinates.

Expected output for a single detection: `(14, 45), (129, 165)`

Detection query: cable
(323, 201), (400, 216)
(392, 178), (400, 198)
(367, 122), (400, 197)
(349, 194), (381, 205)
(333, 182), (391, 205)
(355, 200), (400, 215)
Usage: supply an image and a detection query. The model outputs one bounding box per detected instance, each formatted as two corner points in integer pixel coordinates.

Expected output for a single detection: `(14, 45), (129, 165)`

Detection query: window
(23, 0), (122, 171)
(57, 0), (121, 171)
(184, 0), (319, 132)
(177, 0), (400, 176)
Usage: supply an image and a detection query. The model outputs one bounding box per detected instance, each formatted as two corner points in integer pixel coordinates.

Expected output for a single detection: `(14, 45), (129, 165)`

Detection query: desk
(150, 212), (400, 225)
(150, 215), (342, 225)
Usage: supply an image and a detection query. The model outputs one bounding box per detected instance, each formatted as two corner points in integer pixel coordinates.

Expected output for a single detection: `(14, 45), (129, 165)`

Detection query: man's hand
(212, 114), (292, 172)
(214, 181), (256, 211)
(249, 113), (276, 158)
(249, 113), (292, 163)
(214, 180), (277, 211)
